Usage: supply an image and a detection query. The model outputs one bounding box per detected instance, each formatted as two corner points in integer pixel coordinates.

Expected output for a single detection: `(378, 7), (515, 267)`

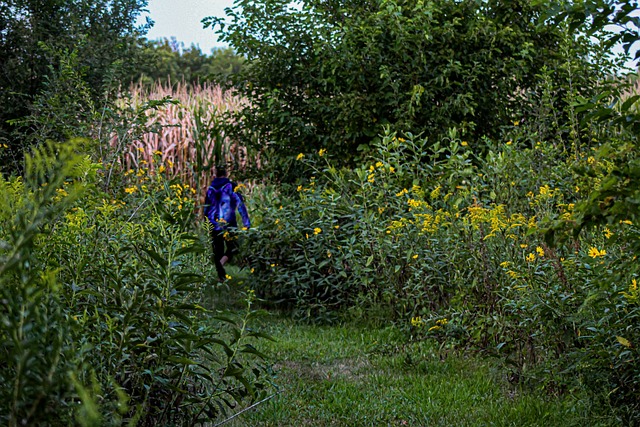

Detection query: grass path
(218, 312), (610, 427)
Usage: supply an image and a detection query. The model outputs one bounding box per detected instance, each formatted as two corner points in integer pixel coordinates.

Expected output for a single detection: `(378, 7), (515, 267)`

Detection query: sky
(141, 0), (235, 53)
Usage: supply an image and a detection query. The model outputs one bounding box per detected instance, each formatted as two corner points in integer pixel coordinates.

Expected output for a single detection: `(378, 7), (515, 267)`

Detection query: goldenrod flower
(296, 153), (304, 160)
(411, 316), (423, 327)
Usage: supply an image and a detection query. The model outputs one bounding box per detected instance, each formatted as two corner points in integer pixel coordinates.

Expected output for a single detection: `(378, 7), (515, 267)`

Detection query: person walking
(203, 166), (251, 282)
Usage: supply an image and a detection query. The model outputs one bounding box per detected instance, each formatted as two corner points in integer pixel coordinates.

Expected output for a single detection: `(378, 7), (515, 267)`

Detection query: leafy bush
(210, 0), (613, 177)
(245, 126), (639, 420)
(0, 140), (273, 425)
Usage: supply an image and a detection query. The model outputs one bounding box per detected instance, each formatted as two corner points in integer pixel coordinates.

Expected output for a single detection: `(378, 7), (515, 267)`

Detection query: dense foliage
(0, 139), (273, 425)
(133, 39), (245, 87)
(3, 0), (640, 423)
(243, 125), (640, 422)
(210, 0), (615, 177)
(0, 0), (151, 172)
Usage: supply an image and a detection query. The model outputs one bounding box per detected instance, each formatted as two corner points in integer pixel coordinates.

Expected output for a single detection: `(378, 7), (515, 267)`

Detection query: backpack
(207, 182), (235, 229)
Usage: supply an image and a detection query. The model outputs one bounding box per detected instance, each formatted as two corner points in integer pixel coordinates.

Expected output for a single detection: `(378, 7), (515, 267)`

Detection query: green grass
(203, 267), (613, 427)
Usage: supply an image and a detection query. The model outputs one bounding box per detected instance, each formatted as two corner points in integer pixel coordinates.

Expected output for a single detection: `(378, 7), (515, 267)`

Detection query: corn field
(112, 80), (253, 195)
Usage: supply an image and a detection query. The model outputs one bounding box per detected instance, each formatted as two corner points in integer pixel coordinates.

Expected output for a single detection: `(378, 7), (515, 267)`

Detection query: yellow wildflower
(396, 188), (408, 197)
(604, 227), (613, 239)
(368, 174), (375, 183)
(318, 148), (327, 157)
(225, 274), (232, 280)
(411, 316), (423, 327)
(506, 140), (512, 146)
(153, 150), (162, 156)
(375, 161), (383, 168)
(389, 166), (395, 173)
(296, 153), (304, 161)
(620, 220), (633, 225)
(430, 185), (441, 199)
(588, 247), (606, 258)
(297, 185), (303, 192)
(412, 254), (418, 259)
(526, 253), (536, 263)
(461, 141), (468, 146)
(124, 186), (137, 194)
(536, 246), (545, 257)
(313, 227), (322, 235)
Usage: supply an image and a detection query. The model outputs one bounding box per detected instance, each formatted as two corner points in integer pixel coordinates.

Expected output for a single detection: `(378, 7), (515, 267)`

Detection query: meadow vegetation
(2, 0), (640, 425)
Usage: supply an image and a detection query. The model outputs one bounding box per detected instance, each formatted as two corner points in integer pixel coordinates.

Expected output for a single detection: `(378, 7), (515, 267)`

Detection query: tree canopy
(210, 0), (613, 175)
(0, 0), (150, 172)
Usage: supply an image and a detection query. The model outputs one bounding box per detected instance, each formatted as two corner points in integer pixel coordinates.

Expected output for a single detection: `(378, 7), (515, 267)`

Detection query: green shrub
(0, 140), (273, 425)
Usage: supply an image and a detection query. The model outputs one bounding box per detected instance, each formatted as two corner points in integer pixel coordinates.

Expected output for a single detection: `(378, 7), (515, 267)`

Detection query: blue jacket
(204, 178), (251, 230)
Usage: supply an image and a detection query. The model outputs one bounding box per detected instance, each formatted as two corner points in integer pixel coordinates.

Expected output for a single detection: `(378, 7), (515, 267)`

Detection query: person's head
(216, 165), (227, 178)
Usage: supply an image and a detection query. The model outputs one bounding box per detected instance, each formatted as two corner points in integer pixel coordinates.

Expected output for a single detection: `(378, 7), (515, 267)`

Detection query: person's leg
(220, 230), (239, 267)
(211, 229), (226, 281)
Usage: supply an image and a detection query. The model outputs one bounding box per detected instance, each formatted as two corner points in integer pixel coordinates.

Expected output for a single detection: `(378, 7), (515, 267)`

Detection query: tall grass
(112, 81), (251, 198)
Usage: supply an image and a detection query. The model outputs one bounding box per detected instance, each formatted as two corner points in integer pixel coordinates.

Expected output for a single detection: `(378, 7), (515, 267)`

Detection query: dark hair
(215, 166), (227, 177)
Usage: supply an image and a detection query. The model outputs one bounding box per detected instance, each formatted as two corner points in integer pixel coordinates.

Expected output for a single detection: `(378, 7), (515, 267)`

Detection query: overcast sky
(142, 0), (234, 53)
